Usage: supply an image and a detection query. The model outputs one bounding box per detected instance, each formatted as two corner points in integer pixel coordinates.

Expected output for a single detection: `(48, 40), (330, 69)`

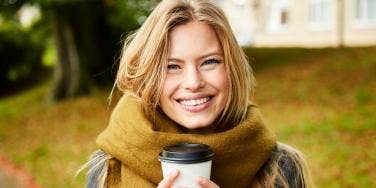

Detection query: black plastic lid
(158, 143), (214, 164)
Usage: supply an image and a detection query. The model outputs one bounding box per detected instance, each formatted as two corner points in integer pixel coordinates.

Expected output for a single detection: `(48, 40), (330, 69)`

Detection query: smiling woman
(79, 0), (312, 188)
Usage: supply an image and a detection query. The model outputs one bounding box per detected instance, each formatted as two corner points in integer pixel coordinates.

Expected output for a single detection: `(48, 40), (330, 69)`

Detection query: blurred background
(0, 0), (375, 187)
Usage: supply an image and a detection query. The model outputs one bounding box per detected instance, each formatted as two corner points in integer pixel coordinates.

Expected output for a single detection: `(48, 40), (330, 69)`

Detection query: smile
(176, 96), (214, 113)
(178, 97), (211, 106)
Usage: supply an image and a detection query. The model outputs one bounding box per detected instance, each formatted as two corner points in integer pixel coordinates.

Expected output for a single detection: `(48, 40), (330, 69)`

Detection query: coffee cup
(158, 143), (214, 188)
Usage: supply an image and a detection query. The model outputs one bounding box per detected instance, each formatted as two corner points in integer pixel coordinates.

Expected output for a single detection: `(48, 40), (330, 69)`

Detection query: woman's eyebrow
(199, 52), (223, 59)
(168, 52), (223, 62)
(167, 58), (183, 62)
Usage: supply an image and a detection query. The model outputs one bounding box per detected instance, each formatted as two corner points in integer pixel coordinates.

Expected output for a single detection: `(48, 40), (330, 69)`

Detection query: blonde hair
(252, 143), (314, 188)
(115, 0), (255, 130)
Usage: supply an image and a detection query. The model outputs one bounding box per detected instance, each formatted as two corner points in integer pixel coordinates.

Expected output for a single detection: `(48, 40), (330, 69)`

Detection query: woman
(80, 0), (312, 187)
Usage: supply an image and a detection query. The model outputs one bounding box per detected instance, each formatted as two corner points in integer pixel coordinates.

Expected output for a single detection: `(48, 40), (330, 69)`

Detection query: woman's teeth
(179, 97), (211, 106)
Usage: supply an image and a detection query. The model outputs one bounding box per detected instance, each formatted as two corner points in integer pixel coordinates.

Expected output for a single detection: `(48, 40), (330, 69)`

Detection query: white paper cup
(159, 143), (214, 188)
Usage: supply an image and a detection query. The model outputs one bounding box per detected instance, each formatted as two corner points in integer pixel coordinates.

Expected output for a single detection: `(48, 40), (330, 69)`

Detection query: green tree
(1, 0), (155, 101)
(0, 15), (45, 94)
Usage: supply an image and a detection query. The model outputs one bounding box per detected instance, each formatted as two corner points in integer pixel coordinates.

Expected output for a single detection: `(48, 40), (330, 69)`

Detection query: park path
(0, 155), (40, 188)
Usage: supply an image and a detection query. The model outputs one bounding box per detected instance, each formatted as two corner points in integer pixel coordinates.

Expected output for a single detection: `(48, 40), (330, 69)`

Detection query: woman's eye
(167, 64), (180, 70)
(202, 59), (220, 66)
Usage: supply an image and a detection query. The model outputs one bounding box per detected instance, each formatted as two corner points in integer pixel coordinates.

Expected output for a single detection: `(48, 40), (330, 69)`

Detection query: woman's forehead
(168, 21), (223, 60)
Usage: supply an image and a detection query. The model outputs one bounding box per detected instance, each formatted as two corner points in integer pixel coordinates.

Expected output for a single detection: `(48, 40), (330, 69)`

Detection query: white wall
(216, 0), (376, 47)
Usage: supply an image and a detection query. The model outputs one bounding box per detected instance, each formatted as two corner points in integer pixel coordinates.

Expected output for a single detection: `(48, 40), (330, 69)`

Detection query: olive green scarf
(96, 95), (276, 187)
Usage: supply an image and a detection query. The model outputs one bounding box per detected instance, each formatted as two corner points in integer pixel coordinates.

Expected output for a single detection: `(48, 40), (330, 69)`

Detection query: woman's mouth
(176, 96), (213, 112)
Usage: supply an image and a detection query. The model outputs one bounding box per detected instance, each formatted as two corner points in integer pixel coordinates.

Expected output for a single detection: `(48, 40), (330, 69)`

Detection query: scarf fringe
(77, 149), (112, 188)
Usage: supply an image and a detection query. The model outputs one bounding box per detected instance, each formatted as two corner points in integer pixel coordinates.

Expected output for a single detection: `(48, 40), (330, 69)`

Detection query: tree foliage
(0, 0), (157, 99)
(0, 3), (49, 95)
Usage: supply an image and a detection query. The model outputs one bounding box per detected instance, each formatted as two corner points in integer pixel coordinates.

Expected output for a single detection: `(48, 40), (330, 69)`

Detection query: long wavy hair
(114, 0), (255, 130)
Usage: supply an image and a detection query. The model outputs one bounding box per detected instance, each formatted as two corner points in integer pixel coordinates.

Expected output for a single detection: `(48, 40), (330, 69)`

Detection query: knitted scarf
(96, 95), (276, 187)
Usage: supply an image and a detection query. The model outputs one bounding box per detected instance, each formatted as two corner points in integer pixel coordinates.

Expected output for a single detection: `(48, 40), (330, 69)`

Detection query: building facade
(216, 0), (376, 47)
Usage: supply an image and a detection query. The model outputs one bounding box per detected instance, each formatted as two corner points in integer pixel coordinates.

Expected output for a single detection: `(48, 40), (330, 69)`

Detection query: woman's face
(159, 21), (229, 130)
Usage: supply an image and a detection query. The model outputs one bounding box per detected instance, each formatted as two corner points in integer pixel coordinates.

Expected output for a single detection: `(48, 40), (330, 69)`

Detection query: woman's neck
(181, 125), (216, 134)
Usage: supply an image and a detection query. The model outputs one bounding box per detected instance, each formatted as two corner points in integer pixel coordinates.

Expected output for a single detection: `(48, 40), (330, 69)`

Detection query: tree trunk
(49, 7), (89, 101)
(48, 2), (113, 102)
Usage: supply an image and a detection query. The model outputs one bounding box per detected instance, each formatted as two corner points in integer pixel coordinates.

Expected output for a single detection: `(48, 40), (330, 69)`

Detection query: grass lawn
(0, 47), (375, 187)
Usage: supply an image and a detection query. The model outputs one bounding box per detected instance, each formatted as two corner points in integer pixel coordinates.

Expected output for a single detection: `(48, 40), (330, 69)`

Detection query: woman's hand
(197, 177), (220, 188)
(157, 170), (179, 188)
(157, 170), (219, 188)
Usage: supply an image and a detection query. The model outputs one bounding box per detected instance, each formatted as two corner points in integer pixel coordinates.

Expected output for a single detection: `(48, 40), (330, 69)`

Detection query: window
(355, 0), (376, 23)
(281, 10), (289, 25)
(308, 0), (332, 28)
(267, 0), (291, 32)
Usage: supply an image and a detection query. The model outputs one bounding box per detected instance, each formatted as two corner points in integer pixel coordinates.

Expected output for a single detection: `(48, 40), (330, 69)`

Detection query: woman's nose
(181, 67), (205, 91)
